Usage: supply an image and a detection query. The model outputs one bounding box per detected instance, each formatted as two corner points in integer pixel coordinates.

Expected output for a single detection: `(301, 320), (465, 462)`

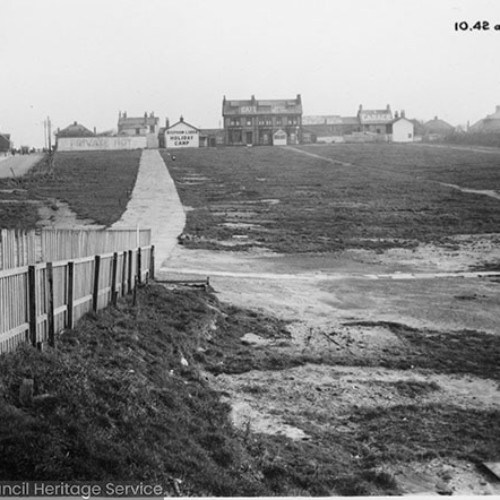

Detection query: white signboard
(165, 123), (199, 148)
(57, 136), (147, 151)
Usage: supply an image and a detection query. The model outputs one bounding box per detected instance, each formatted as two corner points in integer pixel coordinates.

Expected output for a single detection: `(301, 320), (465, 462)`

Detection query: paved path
(112, 149), (186, 266)
(0, 154), (43, 178)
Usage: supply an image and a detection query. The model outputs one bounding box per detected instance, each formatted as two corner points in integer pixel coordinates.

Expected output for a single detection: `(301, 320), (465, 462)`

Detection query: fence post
(67, 261), (75, 329)
(150, 245), (155, 281)
(1, 229), (7, 269)
(93, 255), (101, 313)
(111, 252), (118, 306)
(46, 262), (55, 347)
(137, 247), (142, 285)
(128, 250), (133, 293)
(28, 265), (37, 346)
(121, 251), (127, 296)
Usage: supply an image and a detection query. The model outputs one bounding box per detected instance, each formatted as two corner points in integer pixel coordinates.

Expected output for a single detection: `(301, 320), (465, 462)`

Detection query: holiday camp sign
(165, 120), (199, 148)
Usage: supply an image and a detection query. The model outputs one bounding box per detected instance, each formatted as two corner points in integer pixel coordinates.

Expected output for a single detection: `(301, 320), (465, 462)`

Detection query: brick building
(222, 95), (302, 146)
(358, 104), (393, 135)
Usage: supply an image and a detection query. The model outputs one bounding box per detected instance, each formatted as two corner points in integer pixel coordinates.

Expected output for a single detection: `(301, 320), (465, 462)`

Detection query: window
(276, 117), (282, 126)
(230, 118), (240, 127)
(135, 128), (141, 135)
(246, 118), (252, 126)
(150, 125), (155, 133)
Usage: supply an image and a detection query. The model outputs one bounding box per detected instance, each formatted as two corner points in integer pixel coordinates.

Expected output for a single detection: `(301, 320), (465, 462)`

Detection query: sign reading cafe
(165, 118), (199, 148)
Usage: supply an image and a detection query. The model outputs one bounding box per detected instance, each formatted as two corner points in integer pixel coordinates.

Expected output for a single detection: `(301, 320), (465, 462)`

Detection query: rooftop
(223, 95), (302, 115)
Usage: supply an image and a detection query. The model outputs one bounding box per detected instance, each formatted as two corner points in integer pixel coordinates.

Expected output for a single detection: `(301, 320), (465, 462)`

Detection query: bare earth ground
(159, 241), (500, 495)
(37, 147), (500, 495)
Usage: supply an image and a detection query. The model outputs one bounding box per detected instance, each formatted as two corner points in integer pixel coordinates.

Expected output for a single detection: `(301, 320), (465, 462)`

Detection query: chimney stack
(496, 105), (500, 113)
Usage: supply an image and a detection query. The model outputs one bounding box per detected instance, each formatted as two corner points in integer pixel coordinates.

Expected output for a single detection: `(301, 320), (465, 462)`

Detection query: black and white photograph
(1, 0), (500, 497)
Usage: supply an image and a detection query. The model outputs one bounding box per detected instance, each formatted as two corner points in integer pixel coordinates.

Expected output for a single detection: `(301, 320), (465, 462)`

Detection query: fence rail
(0, 228), (151, 270)
(0, 245), (155, 354)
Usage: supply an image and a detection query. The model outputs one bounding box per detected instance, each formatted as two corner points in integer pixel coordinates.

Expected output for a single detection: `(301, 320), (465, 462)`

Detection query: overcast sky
(1, 0), (499, 147)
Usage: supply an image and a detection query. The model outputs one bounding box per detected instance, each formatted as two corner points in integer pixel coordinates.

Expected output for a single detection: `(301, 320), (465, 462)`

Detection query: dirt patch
(36, 198), (104, 229)
(160, 234), (500, 495)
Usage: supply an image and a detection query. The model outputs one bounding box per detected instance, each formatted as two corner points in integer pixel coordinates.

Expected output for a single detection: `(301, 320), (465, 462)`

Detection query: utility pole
(46, 116), (52, 152)
(44, 116), (53, 173)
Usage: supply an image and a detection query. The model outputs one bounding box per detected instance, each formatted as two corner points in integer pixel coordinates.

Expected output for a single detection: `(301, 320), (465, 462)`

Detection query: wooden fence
(0, 245), (155, 354)
(0, 228), (151, 270)
(0, 229), (37, 269)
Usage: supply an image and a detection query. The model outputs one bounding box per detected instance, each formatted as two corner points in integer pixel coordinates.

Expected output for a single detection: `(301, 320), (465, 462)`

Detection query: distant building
(199, 129), (225, 148)
(56, 121), (95, 138)
(390, 111), (414, 142)
(56, 120), (147, 151)
(302, 115), (344, 143)
(222, 95), (302, 146)
(423, 116), (454, 140)
(118, 111), (160, 148)
(165, 117), (200, 148)
(358, 104), (393, 135)
(0, 133), (11, 153)
(469, 105), (500, 132)
(340, 116), (361, 136)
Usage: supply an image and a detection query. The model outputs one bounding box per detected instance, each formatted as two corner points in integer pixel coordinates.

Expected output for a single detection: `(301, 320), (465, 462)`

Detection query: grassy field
(160, 144), (500, 252)
(0, 150), (141, 229)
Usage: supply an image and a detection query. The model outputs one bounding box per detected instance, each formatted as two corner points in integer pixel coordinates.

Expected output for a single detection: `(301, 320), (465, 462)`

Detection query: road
(0, 154), (43, 178)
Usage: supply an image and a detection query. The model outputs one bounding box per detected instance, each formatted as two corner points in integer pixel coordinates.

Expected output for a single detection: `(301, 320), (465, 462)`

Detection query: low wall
(57, 136), (147, 151)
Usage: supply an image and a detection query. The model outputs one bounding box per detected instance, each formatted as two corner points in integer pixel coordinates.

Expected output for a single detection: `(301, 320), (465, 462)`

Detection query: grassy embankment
(1, 284), (499, 496)
(161, 144), (500, 252)
(0, 150), (141, 229)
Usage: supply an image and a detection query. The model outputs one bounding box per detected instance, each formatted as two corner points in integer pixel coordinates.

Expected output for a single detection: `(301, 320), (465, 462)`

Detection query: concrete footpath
(112, 149), (186, 266)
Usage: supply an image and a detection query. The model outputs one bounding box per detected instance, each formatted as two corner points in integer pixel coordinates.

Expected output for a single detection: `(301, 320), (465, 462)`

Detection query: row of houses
(55, 113), (224, 152)
(54, 99), (500, 151)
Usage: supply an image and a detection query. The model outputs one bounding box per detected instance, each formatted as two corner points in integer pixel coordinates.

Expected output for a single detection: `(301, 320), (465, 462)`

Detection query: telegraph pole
(44, 116), (53, 173)
(46, 116), (52, 152)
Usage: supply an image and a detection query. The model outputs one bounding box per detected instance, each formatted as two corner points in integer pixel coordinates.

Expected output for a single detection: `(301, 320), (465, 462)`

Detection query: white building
(391, 114), (414, 142)
(165, 117), (200, 148)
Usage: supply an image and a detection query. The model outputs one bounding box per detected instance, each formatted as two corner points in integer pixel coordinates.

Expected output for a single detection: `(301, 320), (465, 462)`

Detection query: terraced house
(222, 95), (303, 146)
